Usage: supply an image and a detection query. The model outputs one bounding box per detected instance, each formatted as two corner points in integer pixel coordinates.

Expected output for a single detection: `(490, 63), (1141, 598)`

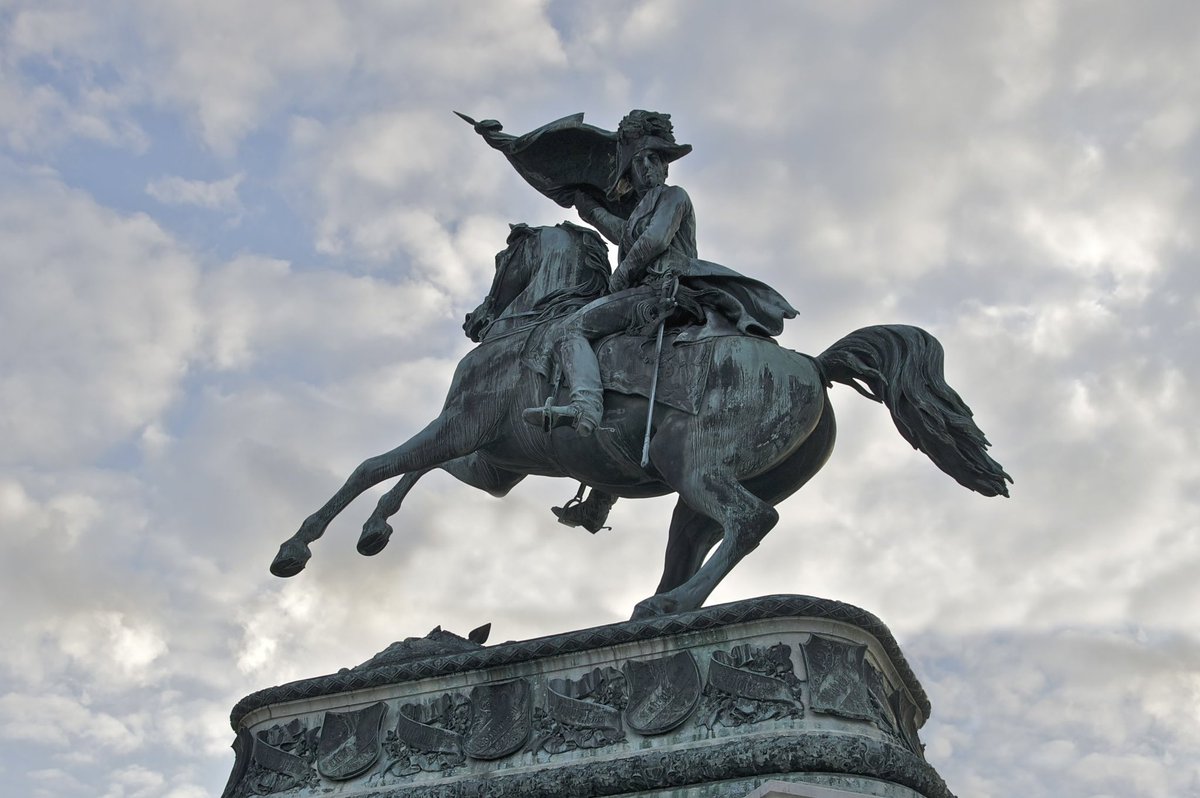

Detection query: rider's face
(631, 150), (667, 194)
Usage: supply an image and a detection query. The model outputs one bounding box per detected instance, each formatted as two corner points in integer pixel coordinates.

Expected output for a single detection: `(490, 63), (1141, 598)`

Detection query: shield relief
(316, 702), (388, 781)
(622, 651), (702, 734)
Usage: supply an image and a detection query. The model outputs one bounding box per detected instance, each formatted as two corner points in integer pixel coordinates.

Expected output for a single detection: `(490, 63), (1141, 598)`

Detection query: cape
(455, 112), (637, 219)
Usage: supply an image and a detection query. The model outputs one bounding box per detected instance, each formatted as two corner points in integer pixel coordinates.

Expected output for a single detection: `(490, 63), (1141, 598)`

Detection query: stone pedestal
(222, 595), (954, 798)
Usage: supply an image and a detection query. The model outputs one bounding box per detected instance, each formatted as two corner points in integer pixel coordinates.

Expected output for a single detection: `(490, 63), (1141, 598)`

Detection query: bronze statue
(270, 112), (1010, 619)
(488, 110), (795, 532)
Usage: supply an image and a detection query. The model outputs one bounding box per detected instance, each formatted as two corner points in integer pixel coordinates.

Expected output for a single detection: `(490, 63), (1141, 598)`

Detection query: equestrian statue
(270, 110), (1011, 620)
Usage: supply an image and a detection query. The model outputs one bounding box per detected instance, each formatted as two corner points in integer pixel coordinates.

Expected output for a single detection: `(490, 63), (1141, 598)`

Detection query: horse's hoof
(357, 521), (393, 556)
(630, 594), (680, 620)
(270, 540), (311, 577)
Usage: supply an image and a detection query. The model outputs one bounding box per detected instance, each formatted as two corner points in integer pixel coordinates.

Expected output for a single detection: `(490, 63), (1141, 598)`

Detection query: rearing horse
(271, 222), (1010, 619)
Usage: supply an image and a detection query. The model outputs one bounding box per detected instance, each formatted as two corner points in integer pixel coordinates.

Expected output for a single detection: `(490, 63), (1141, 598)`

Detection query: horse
(270, 222), (1010, 619)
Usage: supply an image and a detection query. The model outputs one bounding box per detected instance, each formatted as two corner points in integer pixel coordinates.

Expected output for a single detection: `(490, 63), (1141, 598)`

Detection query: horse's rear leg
(358, 457), (525, 556)
(653, 407), (836, 597)
(271, 411), (487, 577)
(635, 438), (779, 619)
(656, 500), (722, 595)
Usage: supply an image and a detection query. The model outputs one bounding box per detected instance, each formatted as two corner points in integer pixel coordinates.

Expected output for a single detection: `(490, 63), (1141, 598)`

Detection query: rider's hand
(609, 266), (630, 293)
(463, 303), (491, 342)
(574, 191), (599, 216)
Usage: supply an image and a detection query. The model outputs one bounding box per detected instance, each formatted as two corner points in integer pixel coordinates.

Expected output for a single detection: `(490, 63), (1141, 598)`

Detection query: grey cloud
(0, 168), (202, 466)
(3, 2), (1200, 796)
(4, 1), (571, 156)
(199, 254), (455, 370)
(145, 174), (244, 213)
(917, 628), (1200, 797)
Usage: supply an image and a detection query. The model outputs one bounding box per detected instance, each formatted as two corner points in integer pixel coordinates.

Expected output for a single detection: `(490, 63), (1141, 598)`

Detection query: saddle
(594, 331), (713, 414)
(521, 322), (716, 415)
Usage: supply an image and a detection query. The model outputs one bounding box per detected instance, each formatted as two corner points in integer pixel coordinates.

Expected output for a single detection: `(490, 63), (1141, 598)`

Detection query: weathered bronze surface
(316, 703), (387, 780)
(270, 111), (1010, 620)
(224, 596), (954, 798)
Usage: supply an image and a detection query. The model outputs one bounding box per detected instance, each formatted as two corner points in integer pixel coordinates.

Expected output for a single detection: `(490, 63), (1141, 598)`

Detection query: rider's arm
(574, 192), (624, 245)
(618, 186), (689, 280)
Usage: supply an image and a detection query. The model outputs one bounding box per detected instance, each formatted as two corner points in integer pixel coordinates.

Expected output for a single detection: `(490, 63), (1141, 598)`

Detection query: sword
(641, 277), (678, 468)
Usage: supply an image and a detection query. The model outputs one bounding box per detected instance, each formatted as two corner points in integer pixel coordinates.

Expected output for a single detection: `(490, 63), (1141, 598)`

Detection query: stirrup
(551, 486), (612, 534)
(559, 482), (586, 511)
(537, 396), (555, 432)
(521, 399), (596, 435)
(551, 503), (611, 534)
(522, 399), (576, 431)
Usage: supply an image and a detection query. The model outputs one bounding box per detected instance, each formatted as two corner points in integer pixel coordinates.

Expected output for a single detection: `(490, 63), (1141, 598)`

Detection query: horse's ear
(506, 222), (533, 244)
(468, 623), (491, 645)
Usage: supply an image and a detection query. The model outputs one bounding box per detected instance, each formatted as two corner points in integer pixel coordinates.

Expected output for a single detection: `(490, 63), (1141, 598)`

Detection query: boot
(552, 490), (617, 533)
(522, 335), (604, 435)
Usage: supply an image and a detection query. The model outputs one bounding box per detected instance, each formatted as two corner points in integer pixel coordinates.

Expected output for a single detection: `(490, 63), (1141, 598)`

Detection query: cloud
(3, 1), (570, 157)
(2, 2), (1200, 797)
(146, 173), (243, 213)
(98, 765), (165, 798)
(0, 693), (142, 754)
(0, 165), (201, 467)
(144, 3), (355, 155)
(198, 253), (454, 371)
(919, 628), (1200, 798)
(286, 110), (551, 297)
(0, 4), (148, 153)
(55, 612), (168, 681)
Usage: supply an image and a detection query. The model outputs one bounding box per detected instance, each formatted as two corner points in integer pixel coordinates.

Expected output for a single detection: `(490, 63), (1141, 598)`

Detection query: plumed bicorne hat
(607, 110), (692, 200)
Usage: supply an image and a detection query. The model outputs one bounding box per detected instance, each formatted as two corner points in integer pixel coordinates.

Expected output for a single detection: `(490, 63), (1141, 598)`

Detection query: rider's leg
(544, 331), (605, 434)
(552, 488), (618, 533)
(521, 290), (649, 435)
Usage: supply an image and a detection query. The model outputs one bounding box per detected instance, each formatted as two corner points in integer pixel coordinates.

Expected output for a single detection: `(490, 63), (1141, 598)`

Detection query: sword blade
(640, 320), (667, 468)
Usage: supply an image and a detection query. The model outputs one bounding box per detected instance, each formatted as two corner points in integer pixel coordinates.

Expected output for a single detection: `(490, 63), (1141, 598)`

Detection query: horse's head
(464, 222), (610, 342)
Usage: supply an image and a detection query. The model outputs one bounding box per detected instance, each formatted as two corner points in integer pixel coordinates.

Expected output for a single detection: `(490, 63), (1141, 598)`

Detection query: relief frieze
(622, 651), (702, 735)
(463, 678), (533, 760)
(380, 692), (471, 778)
(699, 642), (804, 730)
(316, 702), (387, 781)
(803, 634), (876, 722)
(888, 688), (926, 759)
(233, 718), (320, 797)
(532, 666), (626, 755)
(863, 660), (902, 738)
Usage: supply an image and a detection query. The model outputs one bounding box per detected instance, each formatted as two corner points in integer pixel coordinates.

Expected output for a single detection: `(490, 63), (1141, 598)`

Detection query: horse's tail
(816, 324), (1012, 497)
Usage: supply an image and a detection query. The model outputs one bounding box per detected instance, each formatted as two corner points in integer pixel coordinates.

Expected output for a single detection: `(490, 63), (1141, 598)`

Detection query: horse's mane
(528, 222), (610, 310)
(477, 223), (610, 341)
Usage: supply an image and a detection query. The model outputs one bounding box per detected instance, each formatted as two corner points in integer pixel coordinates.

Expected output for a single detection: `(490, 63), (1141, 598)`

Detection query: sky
(1, 1), (1198, 796)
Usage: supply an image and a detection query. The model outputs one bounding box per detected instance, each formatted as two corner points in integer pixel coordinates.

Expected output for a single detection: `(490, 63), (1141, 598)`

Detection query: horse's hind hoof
(630, 594), (681, 620)
(270, 539), (311, 577)
(357, 521), (393, 556)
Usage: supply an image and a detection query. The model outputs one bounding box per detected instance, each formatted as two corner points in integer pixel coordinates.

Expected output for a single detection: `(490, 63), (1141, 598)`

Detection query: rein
(478, 300), (594, 343)
(472, 224), (609, 344)
(477, 309), (550, 342)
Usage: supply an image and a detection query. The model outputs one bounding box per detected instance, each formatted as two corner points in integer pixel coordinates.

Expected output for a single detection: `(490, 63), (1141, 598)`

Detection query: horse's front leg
(358, 456), (526, 557)
(271, 407), (494, 577)
(357, 468), (432, 556)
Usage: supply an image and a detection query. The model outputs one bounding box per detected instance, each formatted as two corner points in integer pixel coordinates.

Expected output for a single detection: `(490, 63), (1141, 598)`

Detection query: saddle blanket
(521, 322), (717, 416)
(595, 333), (713, 415)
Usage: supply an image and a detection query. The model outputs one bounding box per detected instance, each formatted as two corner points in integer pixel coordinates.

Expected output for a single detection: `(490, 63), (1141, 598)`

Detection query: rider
(522, 109), (795, 436)
(528, 111), (795, 533)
